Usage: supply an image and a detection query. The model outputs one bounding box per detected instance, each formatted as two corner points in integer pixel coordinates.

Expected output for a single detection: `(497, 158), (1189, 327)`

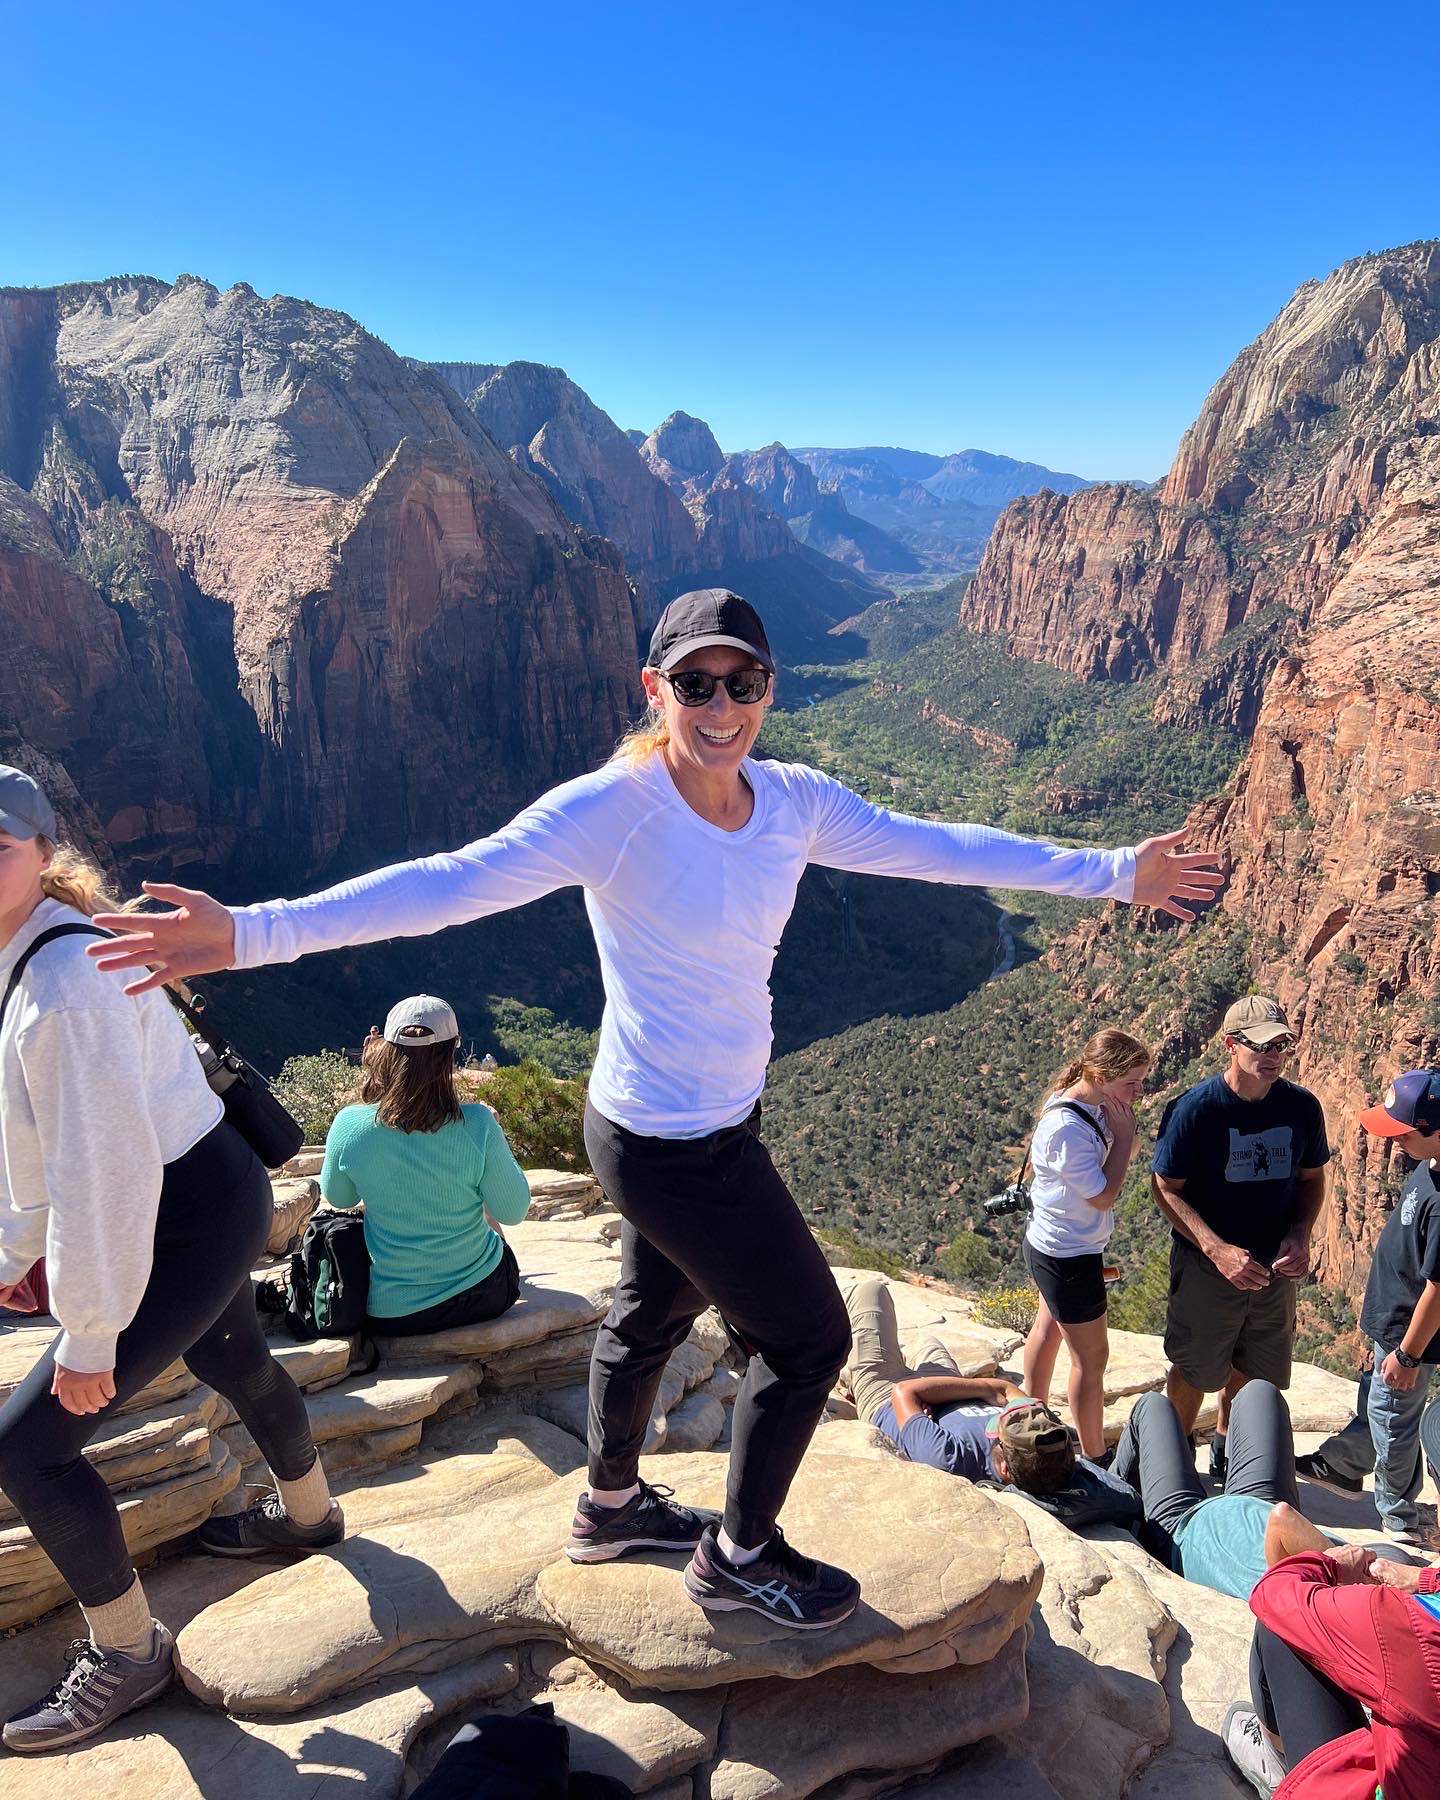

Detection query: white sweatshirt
(0, 898), (223, 1372)
(236, 755), (1135, 1137)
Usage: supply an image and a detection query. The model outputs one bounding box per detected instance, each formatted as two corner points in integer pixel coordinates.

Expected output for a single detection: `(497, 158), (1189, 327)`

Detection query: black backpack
(282, 1208), (371, 1340)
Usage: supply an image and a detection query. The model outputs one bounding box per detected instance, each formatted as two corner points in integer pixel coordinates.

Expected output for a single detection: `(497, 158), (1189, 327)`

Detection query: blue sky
(3, 1), (1437, 479)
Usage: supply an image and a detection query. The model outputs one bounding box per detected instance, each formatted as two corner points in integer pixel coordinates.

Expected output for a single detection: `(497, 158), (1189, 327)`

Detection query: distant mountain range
(788, 446), (1096, 573)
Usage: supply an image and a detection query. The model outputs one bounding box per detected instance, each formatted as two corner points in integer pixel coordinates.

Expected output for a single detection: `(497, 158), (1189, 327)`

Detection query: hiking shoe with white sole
(3, 1625), (175, 1754)
(683, 1525), (860, 1630)
(196, 1490), (345, 1557)
(566, 1481), (720, 1563)
(1221, 1702), (1287, 1797)
(1295, 1451), (1364, 1497)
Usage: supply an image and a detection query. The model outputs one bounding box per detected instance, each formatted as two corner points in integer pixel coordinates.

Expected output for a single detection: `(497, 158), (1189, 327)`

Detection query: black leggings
(584, 1101), (851, 1547)
(0, 1121), (318, 1606)
(1250, 1621), (1368, 1769)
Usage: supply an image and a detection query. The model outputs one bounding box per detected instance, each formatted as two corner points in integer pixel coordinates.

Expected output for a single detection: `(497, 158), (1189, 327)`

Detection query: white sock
(82, 1573), (157, 1660)
(718, 1527), (766, 1565)
(275, 1454), (334, 1528)
(587, 1483), (640, 1510)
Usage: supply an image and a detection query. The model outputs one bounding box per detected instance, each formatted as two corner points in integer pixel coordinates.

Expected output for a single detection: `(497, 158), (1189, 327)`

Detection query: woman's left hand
(51, 1365), (116, 1416)
(1131, 830), (1226, 921)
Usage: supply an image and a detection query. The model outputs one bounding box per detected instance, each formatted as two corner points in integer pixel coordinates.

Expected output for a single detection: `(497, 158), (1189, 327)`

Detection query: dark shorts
(1164, 1237), (1296, 1391)
(1024, 1240), (1108, 1326)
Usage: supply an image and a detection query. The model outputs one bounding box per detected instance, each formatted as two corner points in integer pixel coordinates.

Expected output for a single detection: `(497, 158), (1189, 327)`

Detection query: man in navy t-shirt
(1151, 996), (1329, 1477)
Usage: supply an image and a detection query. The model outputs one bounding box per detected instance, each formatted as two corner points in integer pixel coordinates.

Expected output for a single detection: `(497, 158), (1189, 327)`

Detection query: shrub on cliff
(271, 1051), (357, 1142)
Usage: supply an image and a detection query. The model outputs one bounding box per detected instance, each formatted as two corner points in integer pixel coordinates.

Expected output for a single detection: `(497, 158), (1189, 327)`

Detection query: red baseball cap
(1358, 1070), (1440, 1139)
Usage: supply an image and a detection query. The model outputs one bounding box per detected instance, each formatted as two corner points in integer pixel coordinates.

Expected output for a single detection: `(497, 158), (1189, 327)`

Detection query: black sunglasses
(1234, 1033), (1297, 1054)
(659, 667), (772, 707)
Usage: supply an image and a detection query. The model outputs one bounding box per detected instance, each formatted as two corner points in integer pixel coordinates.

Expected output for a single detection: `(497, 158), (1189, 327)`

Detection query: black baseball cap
(646, 589), (775, 674)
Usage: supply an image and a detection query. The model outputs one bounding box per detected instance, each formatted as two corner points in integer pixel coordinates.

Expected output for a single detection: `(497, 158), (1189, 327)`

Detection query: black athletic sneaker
(195, 1490), (345, 1558)
(3, 1626), (175, 1753)
(683, 1525), (860, 1630)
(566, 1481), (721, 1563)
(1295, 1451), (1363, 1497)
(1208, 1433), (1228, 1482)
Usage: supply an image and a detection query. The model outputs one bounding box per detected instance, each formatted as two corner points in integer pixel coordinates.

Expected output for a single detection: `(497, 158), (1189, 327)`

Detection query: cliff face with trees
(960, 244), (1440, 1307)
(0, 278), (641, 889)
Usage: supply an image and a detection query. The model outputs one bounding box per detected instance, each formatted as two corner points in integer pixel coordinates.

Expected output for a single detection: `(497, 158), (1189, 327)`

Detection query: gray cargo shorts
(1163, 1237), (1296, 1392)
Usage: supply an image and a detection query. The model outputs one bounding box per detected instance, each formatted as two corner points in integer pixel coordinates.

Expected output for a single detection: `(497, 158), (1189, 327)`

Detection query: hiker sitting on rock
(1296, 1070), (1440, 1548)
(321, 996), (532, 1338)
(0, 767), (340, 1755)
(85, 589), (1222, 1633)
(1019, 1026), (1151, 1462)
(1152, 996), (1329, 1481)
(1221, 1545), (1440, 1799)
(1113, 1380), (1346, 1601)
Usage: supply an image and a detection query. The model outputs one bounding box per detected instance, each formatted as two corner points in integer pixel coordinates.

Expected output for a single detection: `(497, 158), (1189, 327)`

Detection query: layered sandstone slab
(175, 1447), (1042, 1714)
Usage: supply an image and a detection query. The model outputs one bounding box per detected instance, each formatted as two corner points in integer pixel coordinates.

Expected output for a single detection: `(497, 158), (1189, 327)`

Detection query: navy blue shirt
(872, 1399), (997, 1478)
(1153, 1073), (1329, 1261)
(1360, 1161), (1440, 1359)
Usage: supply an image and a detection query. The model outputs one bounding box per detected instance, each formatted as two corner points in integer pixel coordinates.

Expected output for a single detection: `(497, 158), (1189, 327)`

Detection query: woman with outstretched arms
(91, 589), (1223, 1631)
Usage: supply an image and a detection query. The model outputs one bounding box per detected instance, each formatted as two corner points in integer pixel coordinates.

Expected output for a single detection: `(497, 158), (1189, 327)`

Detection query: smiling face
(0, 829), (47, 928)
(641, 644), (773, 782)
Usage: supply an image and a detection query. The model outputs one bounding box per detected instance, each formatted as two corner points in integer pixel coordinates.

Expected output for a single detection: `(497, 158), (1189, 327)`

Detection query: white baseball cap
(382, 995), (460, 1046)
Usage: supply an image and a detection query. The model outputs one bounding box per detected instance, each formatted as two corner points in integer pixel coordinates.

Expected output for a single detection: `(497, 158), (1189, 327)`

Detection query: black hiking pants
(584, 1101), (851, 1547)
(0, 1121), (319, 1606)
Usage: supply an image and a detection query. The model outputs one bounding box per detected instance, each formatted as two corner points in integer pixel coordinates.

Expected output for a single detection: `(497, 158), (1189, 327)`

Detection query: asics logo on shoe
(729, 1575), (802, 1619)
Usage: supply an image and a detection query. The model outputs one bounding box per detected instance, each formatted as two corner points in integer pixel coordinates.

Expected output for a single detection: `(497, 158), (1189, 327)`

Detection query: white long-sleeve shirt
(235, 754), (1136, 1137)
(0, 899), (223, 1371)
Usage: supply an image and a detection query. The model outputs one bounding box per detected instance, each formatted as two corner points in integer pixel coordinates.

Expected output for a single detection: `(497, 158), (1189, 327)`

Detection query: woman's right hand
(1103, 1098), (1137, 1141)
(86, 883), (238, 995)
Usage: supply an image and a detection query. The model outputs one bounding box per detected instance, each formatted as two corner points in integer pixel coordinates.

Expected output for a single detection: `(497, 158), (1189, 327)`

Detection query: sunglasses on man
(1233, 1033), (1297, 1054)
(659, 668), (772, 707)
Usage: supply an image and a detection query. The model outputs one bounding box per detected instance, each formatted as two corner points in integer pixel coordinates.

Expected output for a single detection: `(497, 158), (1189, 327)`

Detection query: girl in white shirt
(0, 768), (337, 1754)
(1020, 1028), (1152, 1460)
(89, 590), (1220, 1630)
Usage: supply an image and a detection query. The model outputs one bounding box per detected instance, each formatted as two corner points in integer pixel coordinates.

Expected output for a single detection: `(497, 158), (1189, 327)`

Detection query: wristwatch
(1394, 1347), (1422, 1370)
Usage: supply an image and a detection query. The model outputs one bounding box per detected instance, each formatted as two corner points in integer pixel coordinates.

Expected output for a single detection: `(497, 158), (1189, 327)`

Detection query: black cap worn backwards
(646, 589), (775, 674)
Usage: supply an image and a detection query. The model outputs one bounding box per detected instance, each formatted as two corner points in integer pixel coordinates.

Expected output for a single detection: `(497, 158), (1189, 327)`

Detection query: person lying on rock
(1113, 1381), (1351, 1602)
(1152, 996), (1330, 1482)
(1296, 1070), (1440, 1548)
(321, 996), (532, 1338)
(1222, 1544), (1440, 1800)
(0, 767), (340, 1755)
(841, 1277), (1141, 1524)
(85, 588), (1223, 1634)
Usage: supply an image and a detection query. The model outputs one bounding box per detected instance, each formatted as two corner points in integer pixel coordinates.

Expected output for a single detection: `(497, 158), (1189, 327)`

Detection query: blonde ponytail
(1042, 1028), (1151, 1115)
(611, 708), (671, 767)
(37, 840), (122, 919)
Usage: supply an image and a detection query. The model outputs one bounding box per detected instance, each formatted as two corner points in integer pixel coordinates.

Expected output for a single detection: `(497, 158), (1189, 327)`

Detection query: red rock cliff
(0, 278), (641, 887)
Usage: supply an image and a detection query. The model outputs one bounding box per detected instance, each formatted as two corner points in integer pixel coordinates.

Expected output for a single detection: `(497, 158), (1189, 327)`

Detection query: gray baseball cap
(383, 994), (460, 1047)
(0, 766), (57, 843)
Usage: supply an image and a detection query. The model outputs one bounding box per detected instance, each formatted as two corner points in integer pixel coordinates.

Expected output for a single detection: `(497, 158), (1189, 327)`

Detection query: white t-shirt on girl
(1023, 1099), (1114, 1257)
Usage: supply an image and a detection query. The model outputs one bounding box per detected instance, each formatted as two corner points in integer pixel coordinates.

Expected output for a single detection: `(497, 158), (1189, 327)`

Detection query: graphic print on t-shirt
(1225, 1127), (1293, 1183)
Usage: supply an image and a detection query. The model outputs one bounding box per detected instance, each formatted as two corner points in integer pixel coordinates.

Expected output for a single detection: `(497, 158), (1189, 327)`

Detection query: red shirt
(1249, 1553), (1440, 1799)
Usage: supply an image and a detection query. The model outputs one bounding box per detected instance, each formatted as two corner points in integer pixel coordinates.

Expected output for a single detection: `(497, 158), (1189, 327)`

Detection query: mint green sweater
(320, 1102), (532, 1318)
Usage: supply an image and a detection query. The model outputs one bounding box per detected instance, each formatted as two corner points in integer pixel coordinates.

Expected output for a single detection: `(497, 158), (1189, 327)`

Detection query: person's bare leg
(1166, 1364), (1207, 1435)
(1062, 1314), (1111, 1459)
(1216, 1368), (1249, 1439)
(1023, 1300), (1062, 1406)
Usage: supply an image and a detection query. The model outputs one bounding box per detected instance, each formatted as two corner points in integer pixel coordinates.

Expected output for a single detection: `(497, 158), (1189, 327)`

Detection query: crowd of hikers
(0, 587), (1435, 1796)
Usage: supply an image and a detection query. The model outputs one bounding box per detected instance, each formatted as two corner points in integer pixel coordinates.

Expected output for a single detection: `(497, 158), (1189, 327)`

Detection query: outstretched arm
(890, 1374), (1023, 1426)
(87, 784), (619, 994)
(797, 769), (1223, 919)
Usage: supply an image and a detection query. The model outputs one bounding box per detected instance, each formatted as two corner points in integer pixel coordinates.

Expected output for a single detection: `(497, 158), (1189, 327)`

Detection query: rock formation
(960, 241), (1440, 729)
(0, 1228), (1369, 1800)
(959, 242), (1440, 1303)
(731, 443), (922, 574)
(0, 278), (641, 886)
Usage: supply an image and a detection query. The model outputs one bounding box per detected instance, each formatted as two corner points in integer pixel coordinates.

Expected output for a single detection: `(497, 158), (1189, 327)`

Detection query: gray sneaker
(196, 1490), (345, 1557)
(1382, 1516), (1426, 1548)
(3, 1625), (175, 1754)
(1222, 1702), (1287, 1797)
